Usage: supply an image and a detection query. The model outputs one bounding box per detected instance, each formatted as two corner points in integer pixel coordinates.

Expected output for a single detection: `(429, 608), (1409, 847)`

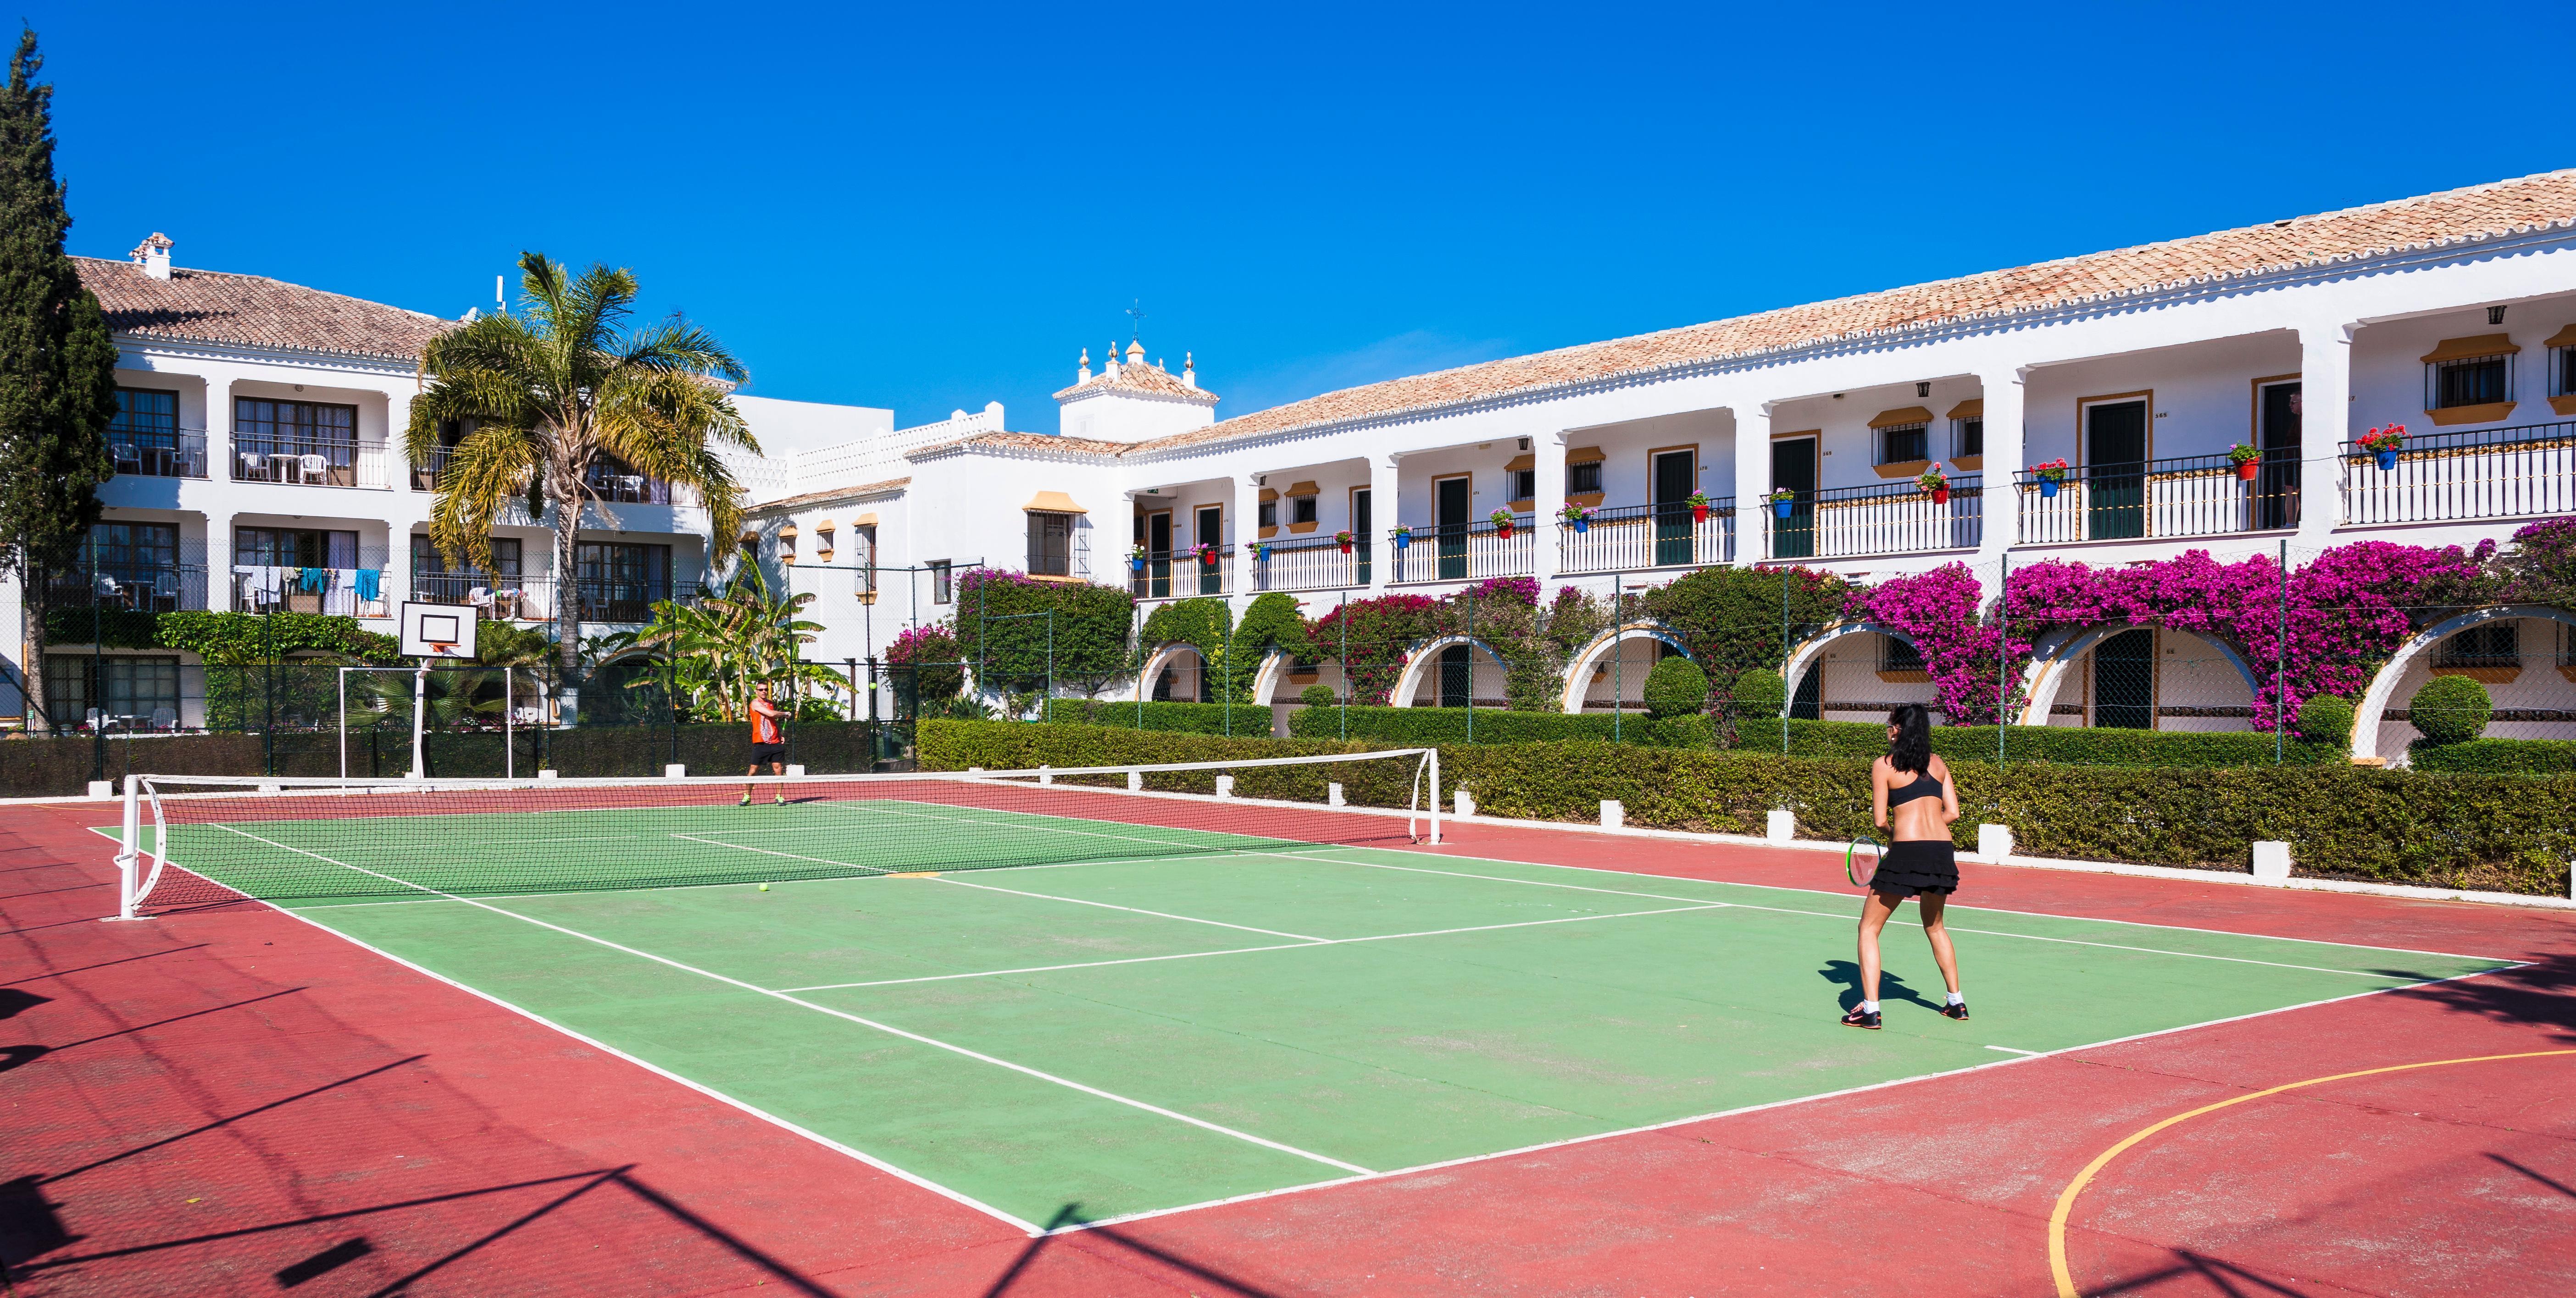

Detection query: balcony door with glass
(111, 388), (197, 477)
(1351, 487), (1372, 585)
(2091, 629), (2155, 730)
(1769, 437), (1816, 560)
(234, 398), (358, 484)
(1435, 476), (1471, 579)
(2084, 399), (2149, 539)
(575, 541), (671, 622)
(1194, 505), (1224, 594)
(2256, 381), (2301, 532)
(1138, 510), (1171, 598)
(1652, 448), (1695, 566)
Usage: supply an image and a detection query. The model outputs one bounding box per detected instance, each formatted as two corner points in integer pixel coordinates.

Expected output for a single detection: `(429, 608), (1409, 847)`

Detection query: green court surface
(114, 801), (2516, 1231)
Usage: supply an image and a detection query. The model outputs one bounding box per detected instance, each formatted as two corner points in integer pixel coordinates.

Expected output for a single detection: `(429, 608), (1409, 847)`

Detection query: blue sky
(26, 2), (2576, 435)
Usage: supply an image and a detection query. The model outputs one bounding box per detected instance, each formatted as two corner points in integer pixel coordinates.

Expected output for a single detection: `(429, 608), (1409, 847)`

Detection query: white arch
(2013, 623), (2260, 728)
(1782, 620), (1919, 718)
(1387, 635), (1509, 708)
(1557, 621), (1690, 714)
(1133, 641), (1206, 701)
(1249, 648), (1297, 704)
(2353, 604), (2576, 765)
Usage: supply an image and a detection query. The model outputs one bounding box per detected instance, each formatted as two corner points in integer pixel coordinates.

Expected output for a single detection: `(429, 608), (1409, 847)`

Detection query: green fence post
(90, 534), (104, 782)
(2276, 538), (2288, 766)
(1338, 591), (1348, 742)
(1998, 553), (2010, 767)
(1612, 572), (1623, 744)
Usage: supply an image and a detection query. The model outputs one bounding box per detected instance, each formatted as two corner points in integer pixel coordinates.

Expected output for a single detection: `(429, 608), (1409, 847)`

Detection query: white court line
(930, 876), (1332, 943)
(1282, 852), (2454, 980)
(1986, 1045), (2042, 1056)
(203, 822), (1374, 1179)
(780, 903), (1734, 993)
(668, 832), (888, 876)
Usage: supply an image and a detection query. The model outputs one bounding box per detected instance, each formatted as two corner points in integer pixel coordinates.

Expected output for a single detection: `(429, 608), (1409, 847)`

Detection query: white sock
(1860, 1000), (1879, 1014)
(1946, 991), (1965, 1005)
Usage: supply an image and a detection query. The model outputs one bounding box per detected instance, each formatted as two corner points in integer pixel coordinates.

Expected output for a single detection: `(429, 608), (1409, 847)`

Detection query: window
(929, 560), (953, 604)
(1566, 460), (1603, 496)
(110, 388), (189, 477)
(1258, 498), (1277, 529)
(45, 655), (181, 728)
(1877, 423), (1929, 465)
(112, 388), (178, 437)
(779, 527), (796, 565)
(2421, 334), (2516, 419)
(2432, 356), (2508, 408)
(572, 541), (672, 621)
(237, 527), (359, 569)
(1027, 511), (1073, 576)
(2434, 621), (2519, 669)
(1879, 636), (1926, 674)
(234, 398), (355, 453)
(853, 524), (877, 595)
(1508, 467), (1537, 501)
(1954, 417), (1983, 459)
(1290, 495), (1318, 527)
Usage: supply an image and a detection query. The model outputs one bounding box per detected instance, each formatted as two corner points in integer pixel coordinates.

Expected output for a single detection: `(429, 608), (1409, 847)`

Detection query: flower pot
(1197, 551), (1216, 567)
(1394, 531), (1412, 549)
(1338, 543), (1352, 555)
(1571, 517), (1589, 534)
(1691, 504), (1710, 524)
(1496, 522), (1514, 540)
(1255, 545), (1270, 561)
(1129, 557), (1146, 574)
(2374, 449), (2399, 471)
(1931, 487), (1950, 505)
(2234, 460), (2260, 482)
(2038, 478), (2060, 499)
(1771, 498), (1793, 519)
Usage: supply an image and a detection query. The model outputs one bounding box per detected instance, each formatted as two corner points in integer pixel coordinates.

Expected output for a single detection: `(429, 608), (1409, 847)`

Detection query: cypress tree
(0, 28), (118, 732)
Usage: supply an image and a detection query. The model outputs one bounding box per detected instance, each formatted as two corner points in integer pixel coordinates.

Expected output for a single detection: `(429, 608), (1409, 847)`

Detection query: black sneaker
(1840, 1007), (1881, 1030)
(1940, 1001), (1970, 1021)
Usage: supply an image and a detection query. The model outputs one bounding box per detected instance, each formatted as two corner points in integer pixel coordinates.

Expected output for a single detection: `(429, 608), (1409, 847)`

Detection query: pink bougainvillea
(1854, 538), (2503, 731)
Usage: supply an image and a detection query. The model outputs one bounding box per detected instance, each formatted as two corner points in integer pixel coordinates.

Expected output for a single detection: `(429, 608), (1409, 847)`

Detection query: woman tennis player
(1842, 702), (1968, 1030)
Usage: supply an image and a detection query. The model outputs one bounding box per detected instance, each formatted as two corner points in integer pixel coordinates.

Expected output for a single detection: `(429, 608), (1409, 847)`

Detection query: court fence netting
(109, 749), (1440, 919)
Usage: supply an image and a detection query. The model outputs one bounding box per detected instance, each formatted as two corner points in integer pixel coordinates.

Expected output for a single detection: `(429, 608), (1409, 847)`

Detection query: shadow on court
(2393, 954), (2576, 1043)
(981, 1204), (1291, 1298)
(1818, 960), (1939, 1012)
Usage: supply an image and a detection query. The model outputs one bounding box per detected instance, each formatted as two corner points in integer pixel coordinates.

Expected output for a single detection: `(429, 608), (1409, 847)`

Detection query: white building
(744, 170), (2576, 755)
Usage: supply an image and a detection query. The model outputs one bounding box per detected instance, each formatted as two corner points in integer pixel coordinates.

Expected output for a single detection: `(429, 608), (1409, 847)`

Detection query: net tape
(118, 750), (1438, 916)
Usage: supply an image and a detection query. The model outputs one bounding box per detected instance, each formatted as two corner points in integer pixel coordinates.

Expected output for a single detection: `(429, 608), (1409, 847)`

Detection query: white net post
(111, 773), (142, 921)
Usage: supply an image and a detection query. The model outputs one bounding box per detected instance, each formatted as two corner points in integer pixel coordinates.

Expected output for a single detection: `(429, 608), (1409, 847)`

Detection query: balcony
(47, 560), (210, 613)
(110, 429), (208, 479)
(1558, 500), (1734, 574)
(231, 552), (394, 616)
(2339, 420), (2576, 527)
(1388, 514), (1535, 584)
(570, 577), (711, 624)
(2016, 453), (2298, 545)
(1129, 550), (1232, 600)
(1765, 477), (1981, 560)
(229, 436), (389, 489)
(413, 571), (547, 621)
(1247, 536), (1367, 593)
(584, 464), (682, 505)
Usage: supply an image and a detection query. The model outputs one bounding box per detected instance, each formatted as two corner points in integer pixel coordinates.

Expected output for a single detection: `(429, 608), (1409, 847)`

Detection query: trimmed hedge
(917, 720), (2574, 895)
(2294, 694), (2355, 747)
(1042, 698), (1271, 736)
(1643, 656), (1710, 719)
(2409, 675), (2493, 746)
(2407, 736), (2576, 775)
(1283, 704), (1714, 748)
(920, 719), (1420, 806)
(1730, 717), (2340, 768)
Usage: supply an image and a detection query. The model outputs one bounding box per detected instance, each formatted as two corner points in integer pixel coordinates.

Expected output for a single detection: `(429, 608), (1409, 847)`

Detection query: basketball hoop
(427, 643), (456, 659)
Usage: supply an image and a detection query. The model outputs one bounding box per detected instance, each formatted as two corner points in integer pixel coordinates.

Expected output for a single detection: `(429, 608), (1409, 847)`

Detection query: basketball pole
(411, 655), (430, 779)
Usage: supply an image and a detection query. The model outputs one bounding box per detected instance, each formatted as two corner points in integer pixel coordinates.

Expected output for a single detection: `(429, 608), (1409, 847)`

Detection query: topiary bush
(1729, 667), (1785, 718)
(1642, 655), (1710, 719)
(2409, 675), (2492, 745)
(1299, 683), (1337, 707)
(2293, 694), (2355, 748)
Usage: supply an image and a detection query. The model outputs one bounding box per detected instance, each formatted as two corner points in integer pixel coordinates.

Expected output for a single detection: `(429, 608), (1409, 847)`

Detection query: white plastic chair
(299, 454), (328, 483)
(150, 707), (176, 732)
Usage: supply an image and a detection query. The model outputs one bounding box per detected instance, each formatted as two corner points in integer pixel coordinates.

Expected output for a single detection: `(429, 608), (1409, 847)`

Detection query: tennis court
(101, 768), (2516, 1234)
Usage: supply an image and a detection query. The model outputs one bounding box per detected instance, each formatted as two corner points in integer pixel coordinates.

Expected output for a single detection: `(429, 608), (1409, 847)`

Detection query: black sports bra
(1887, 767), (1943, 807)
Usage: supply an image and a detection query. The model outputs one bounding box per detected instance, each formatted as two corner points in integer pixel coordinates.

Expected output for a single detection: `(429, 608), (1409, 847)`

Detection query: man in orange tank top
(740, 682), (788, 806)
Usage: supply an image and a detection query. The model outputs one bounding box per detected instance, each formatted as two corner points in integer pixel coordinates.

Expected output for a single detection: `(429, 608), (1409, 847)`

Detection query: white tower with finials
(1054, 302), (1218, 443)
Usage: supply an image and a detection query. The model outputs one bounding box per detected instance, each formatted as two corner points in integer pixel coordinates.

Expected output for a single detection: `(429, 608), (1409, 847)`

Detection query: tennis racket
(1845, 834), (1883, 888)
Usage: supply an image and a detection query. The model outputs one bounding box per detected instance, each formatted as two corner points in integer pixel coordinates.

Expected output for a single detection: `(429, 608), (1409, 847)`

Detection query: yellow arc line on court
(2047, 1047), (2576, 1298)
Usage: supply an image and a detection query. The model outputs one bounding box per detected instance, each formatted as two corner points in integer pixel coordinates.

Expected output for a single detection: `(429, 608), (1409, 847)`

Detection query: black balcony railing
(109, 429), (208, 479)
(47, 562), (209, 613)
(569, 578), (710, 623)
(1127, 549), (1229, 599)
(1765, 476), (1981, 560)
(584, 466), (678, 505)
(2339, 419), (2576, 526)
(229, 434), (389, 488)
(2015, 451), (2298, 544)
(413, 571), (541, 620)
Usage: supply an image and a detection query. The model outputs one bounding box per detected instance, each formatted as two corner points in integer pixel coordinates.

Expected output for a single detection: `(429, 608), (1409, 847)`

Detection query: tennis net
(111, 749), (1439, 917)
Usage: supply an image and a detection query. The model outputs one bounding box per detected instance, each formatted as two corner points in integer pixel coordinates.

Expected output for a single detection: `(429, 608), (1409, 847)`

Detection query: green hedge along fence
(1732, 717), (2343, 768)
(1283, 704), (1714, 748)
(2406, 736), (2576, 774)
(919, 720), (2575, 896)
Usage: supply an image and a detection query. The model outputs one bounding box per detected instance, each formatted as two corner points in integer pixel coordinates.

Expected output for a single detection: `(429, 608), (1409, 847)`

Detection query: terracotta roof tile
(908, 430), (1130, 460)
(1133, 169), (2576, 455)
(751, 477), (910, 513)
(76, 255), (451, 363)
(1052, 357), (1219, 405)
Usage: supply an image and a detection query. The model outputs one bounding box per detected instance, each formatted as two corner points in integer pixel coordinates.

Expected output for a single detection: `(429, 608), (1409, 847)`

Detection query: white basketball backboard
(400, 602), (476, 659)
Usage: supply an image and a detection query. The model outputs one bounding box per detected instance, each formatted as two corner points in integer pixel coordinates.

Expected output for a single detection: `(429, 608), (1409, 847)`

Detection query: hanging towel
(300, 566), (325, 593)
(353, 567), (380, 601)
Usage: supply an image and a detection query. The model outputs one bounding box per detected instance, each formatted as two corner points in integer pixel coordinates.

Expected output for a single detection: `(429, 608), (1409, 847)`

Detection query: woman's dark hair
(1886, 703), (1932, 774)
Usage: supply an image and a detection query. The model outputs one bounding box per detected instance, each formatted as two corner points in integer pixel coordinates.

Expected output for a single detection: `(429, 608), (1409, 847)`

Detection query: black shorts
(749, 742), (787, 765)
(1872, 838), (1959, 898)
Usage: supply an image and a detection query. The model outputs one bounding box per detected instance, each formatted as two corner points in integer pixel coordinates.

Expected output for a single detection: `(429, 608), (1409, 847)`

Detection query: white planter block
(2252, 840), (2293, 882)
(1127, 770), (1143, 792)
(1600, 799), (1625, 830)
(1215, 774), (1234, 798)
(786, 764), (806, 777)
(87, 781), (113, 800)
(1039, 765), (1054, 786)
(1765, 808), (1794, 845)
(1328, 782), (1345, 807)
(537, 768), (559, 780)
(1455, 788), (1477, 818)
(664, 764), (687, 779)
(1977, 823), (2014, 863)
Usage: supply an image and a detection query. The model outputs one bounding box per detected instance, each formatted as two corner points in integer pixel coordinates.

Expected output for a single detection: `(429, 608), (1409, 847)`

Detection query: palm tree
(624, 565), (846, 722)
(406, 251), (755, 681)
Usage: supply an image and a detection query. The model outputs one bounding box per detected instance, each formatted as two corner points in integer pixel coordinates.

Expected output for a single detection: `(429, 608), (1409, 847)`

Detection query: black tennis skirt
(1872, 838), (1959, 898)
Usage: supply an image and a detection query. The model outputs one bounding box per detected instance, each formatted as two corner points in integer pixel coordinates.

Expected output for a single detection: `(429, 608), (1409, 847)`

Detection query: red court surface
(4, 795), (2571, 1297)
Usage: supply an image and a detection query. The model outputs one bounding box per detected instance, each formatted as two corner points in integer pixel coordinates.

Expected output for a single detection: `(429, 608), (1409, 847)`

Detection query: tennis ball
(757, 883), (770, 892)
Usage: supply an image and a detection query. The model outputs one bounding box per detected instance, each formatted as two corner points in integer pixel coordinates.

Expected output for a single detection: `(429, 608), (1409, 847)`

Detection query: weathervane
(1126, 300), (1146, 343)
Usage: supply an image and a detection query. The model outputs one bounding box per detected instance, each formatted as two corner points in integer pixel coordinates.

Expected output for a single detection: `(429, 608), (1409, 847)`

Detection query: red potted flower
(1688, 489), (1711, 524)
(2358, 425), (2406, 470)
(2030, 458), (2071, 499)
(1918, 461), (1950, 505)
(1194, 542), (1218, 566)
(2226, 443), (2261, 481)
(1489, 507), (1515, 540)
(1334, 528), (1354, 555)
